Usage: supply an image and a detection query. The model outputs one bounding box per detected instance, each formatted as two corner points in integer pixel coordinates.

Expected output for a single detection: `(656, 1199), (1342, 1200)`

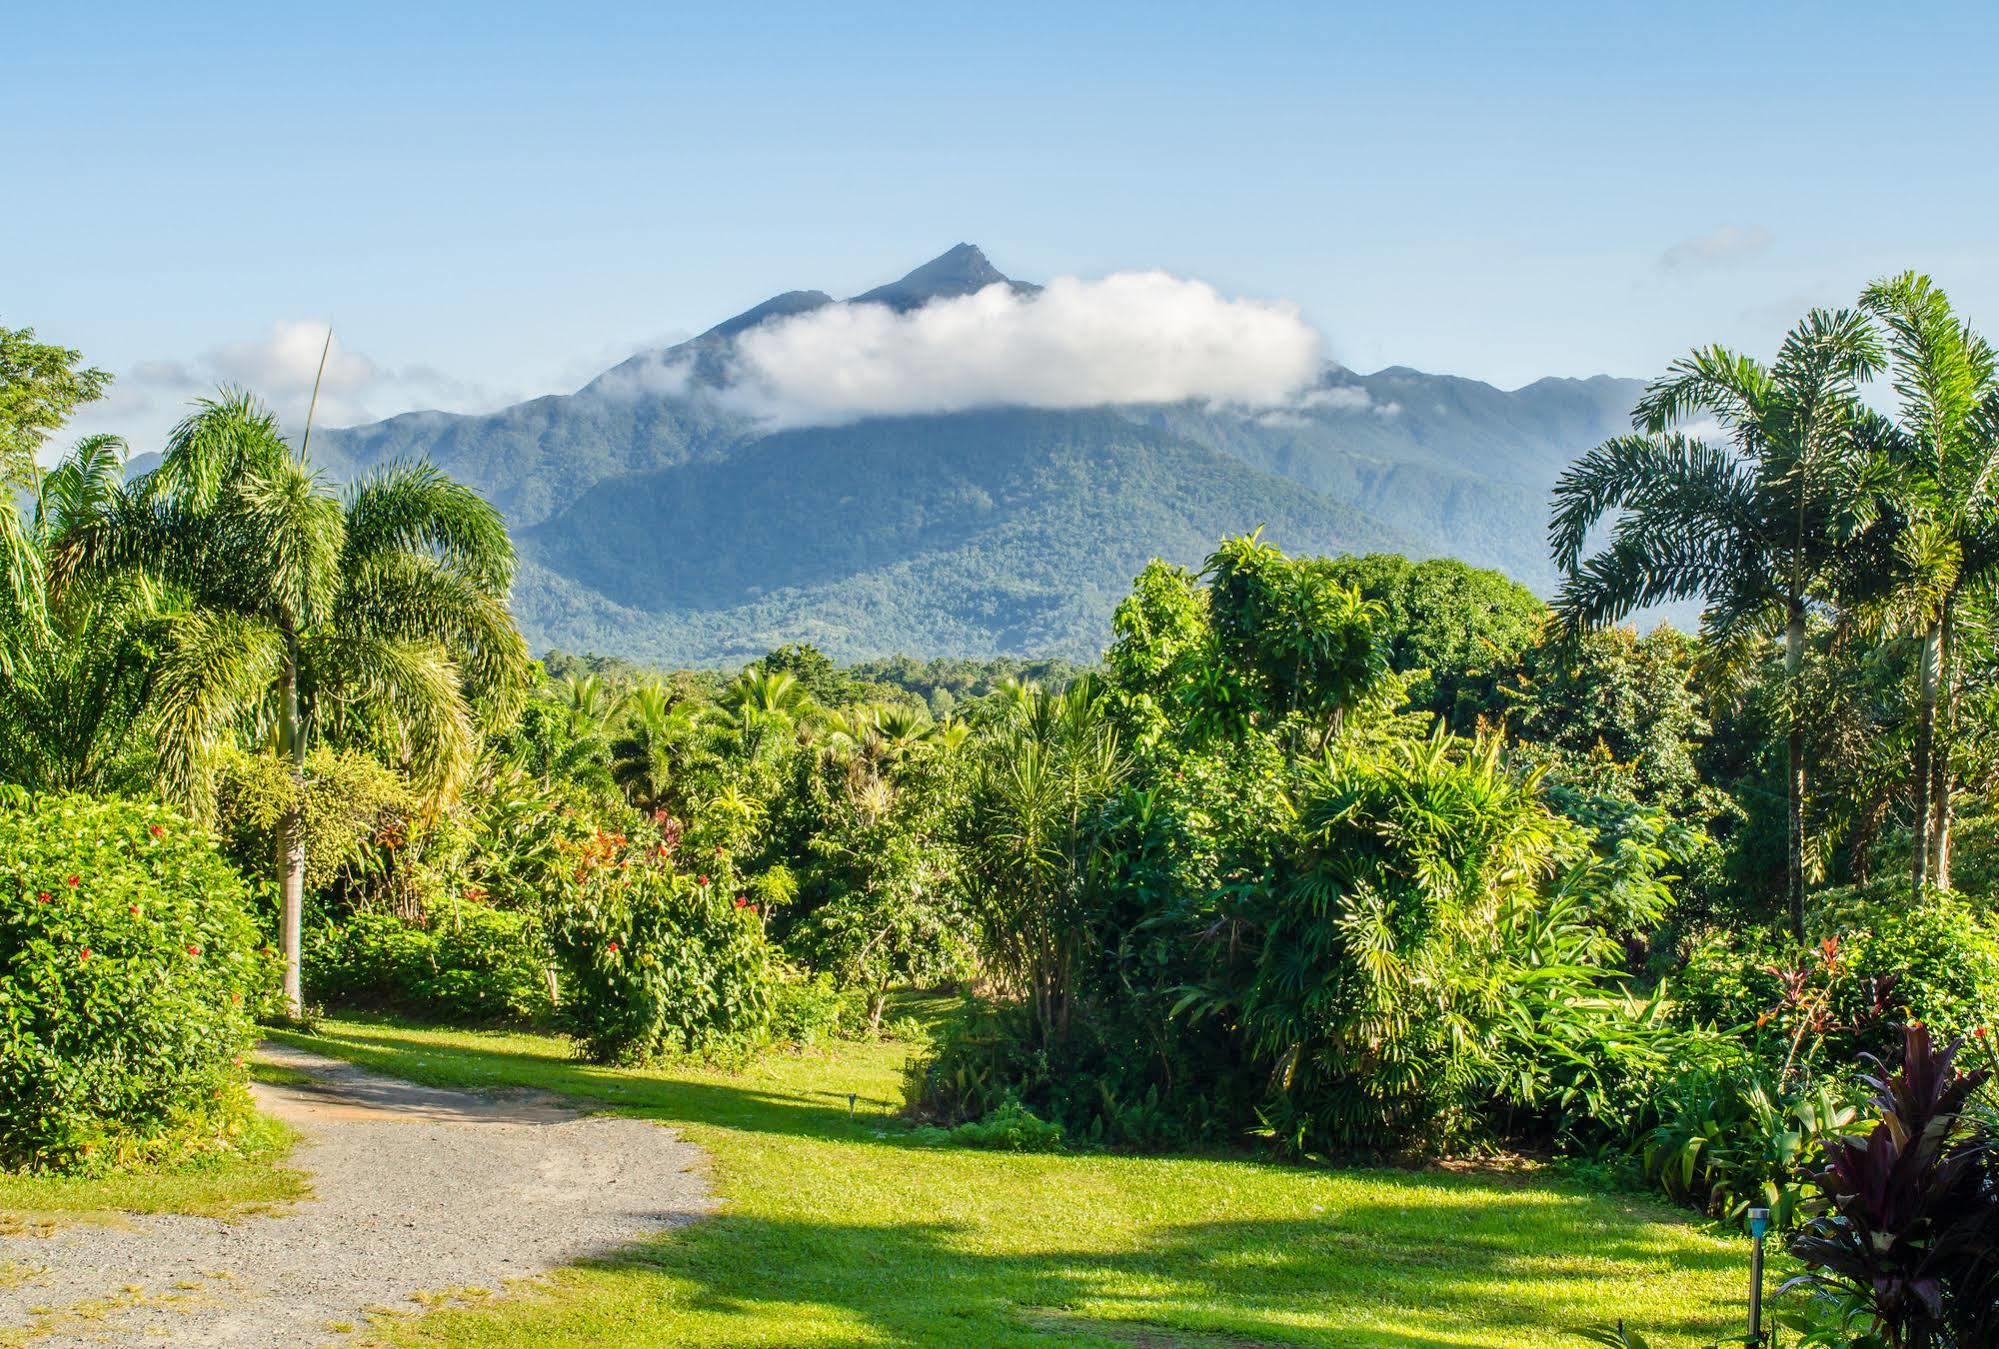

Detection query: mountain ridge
(300, 245), (1643, 661)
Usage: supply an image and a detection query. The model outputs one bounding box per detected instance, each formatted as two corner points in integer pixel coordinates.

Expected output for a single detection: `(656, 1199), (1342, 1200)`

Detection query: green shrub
(768, 970), (862, 1047)
(911, 1094), (1064, 1151)
(0, 792), (271, 1173)
(1675, 900), (1999, 1065)
(211, 746), (411, 896)
(306, 906), (551, 1025)
(1816, 895), (1999, 1049)
(547, 858), (777, 1064)
(1640, 1063), (1863, 1230)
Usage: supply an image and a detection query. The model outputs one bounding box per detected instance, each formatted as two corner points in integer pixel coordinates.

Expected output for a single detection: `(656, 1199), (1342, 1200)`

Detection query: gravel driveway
(0, 1043), (712, 1346)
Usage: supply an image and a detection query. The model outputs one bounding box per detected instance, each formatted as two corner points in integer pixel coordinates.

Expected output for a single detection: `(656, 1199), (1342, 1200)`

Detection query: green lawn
(276, 1002), (1755, 1348)
(0, 1112), (303, 1227)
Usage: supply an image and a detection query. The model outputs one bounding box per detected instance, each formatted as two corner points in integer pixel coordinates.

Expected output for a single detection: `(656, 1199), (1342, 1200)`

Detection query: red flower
(36, 892), (50, 905)
(1977, 1026), (1989, 1040)
(697, 875), (709, 887)
(607, 941), (620, 955)
(129, 905), (141, 916)
(747, 904), (760, 916)
(149, 824), (165, 838)
(80, 947), (92, 961)
(65, 874), (80, 888)
(733, 896), (748, 908)
(657, 844), (671, 858)
(186, 944), (201, 956)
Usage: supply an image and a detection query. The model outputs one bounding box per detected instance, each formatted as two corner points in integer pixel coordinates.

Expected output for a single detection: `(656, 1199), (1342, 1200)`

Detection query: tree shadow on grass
(569, 1207), (1742, 1348)
(271, 1018), (881, 1140)
(279, 1018), (1747, 1346)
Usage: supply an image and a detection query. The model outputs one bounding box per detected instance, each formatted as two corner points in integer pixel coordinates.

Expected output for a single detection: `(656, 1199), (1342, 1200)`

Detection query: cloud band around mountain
(711, 271), (1325, 428)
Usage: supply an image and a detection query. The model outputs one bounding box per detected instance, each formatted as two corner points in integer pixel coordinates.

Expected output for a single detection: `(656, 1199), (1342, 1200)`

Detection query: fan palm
(1550, 310), (1882, 934)
(1853, 273), (1999, 893)
(53, 390), (529, 1015)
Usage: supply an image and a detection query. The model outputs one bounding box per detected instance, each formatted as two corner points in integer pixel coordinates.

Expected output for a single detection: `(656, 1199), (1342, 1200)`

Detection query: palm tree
(1550, 310), (1882, 935)
(557, 671), (613, 736)
(54, 390), (529, 1015)
(715, 669), (816, 759)
(962, 678), (1125, 1046)
(607, 680), (708, 813)
(1853, 273), (1999, 893)
(0, 435), (167, 792)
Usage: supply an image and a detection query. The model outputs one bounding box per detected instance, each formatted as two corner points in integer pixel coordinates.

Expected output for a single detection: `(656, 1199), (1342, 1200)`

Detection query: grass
(274, 999), (1758, 1348)
(0, 1112), (305, 1225)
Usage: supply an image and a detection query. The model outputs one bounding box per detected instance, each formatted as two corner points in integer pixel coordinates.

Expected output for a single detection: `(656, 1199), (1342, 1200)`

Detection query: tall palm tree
(1854, 273), (1999, 893)
(1550, 310), (1882, 935)
(54, 391), (529, 1015)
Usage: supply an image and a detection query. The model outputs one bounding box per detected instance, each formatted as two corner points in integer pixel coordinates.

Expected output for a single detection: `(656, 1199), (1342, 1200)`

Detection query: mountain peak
(699, 288), (834, 342)
(850, 243), (1040, 312)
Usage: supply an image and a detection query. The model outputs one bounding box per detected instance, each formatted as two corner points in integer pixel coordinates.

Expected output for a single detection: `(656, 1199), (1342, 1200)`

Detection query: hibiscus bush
(0, 791), (273, 1173)
(544, 823), (777, 1063)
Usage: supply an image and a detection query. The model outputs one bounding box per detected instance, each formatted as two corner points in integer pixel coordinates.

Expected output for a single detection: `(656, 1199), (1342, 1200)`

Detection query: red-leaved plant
(1782, 1024), (1998, 1347)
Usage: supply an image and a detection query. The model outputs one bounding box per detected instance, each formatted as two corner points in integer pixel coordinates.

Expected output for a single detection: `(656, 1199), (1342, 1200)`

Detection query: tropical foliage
(4, 263), (1999, 1349)
(0, 791), (270, 1172)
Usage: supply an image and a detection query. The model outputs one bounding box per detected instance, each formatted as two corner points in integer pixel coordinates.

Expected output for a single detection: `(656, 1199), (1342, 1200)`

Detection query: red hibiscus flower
(80, 947), (93, 961)
(149, 824), (165, 838)
(607, 941), (620, 955)
(65, 874), (80, 888)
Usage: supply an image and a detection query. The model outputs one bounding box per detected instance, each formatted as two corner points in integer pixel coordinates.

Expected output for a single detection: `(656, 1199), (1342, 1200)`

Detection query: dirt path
(0, 1044), (712, 1346)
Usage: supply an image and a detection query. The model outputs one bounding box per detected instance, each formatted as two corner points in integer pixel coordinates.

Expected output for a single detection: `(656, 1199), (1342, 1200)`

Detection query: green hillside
(309, 245), (1644, 660)
(516, 409), (1411, 661)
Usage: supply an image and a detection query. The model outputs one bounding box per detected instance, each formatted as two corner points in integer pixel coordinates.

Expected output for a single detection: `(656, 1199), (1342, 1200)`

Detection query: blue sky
(6, 0), (1995, 444)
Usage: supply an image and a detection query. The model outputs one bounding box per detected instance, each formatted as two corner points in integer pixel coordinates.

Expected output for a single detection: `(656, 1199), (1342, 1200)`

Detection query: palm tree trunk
(1910, 625), (1939, 897)
(1931, 602), (1958, 891)
(1785, 603), (1807, 939)
(276, 655), (307, 1019)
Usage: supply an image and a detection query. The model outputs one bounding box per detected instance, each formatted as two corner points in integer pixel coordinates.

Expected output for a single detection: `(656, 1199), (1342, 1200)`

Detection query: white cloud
(1254, 383), (1401, 427)
(1658, 225), (1774, 273)
(713, 271), (1324, 428)
(64, 321), (515, 456)
(1297, 386), (1373, 412)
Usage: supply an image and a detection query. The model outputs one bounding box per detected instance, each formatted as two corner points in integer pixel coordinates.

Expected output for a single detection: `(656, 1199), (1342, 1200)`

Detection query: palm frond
(304, 632), (476, 805)
(146, 608), (287, 811)
(343, 460), (515, 592)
